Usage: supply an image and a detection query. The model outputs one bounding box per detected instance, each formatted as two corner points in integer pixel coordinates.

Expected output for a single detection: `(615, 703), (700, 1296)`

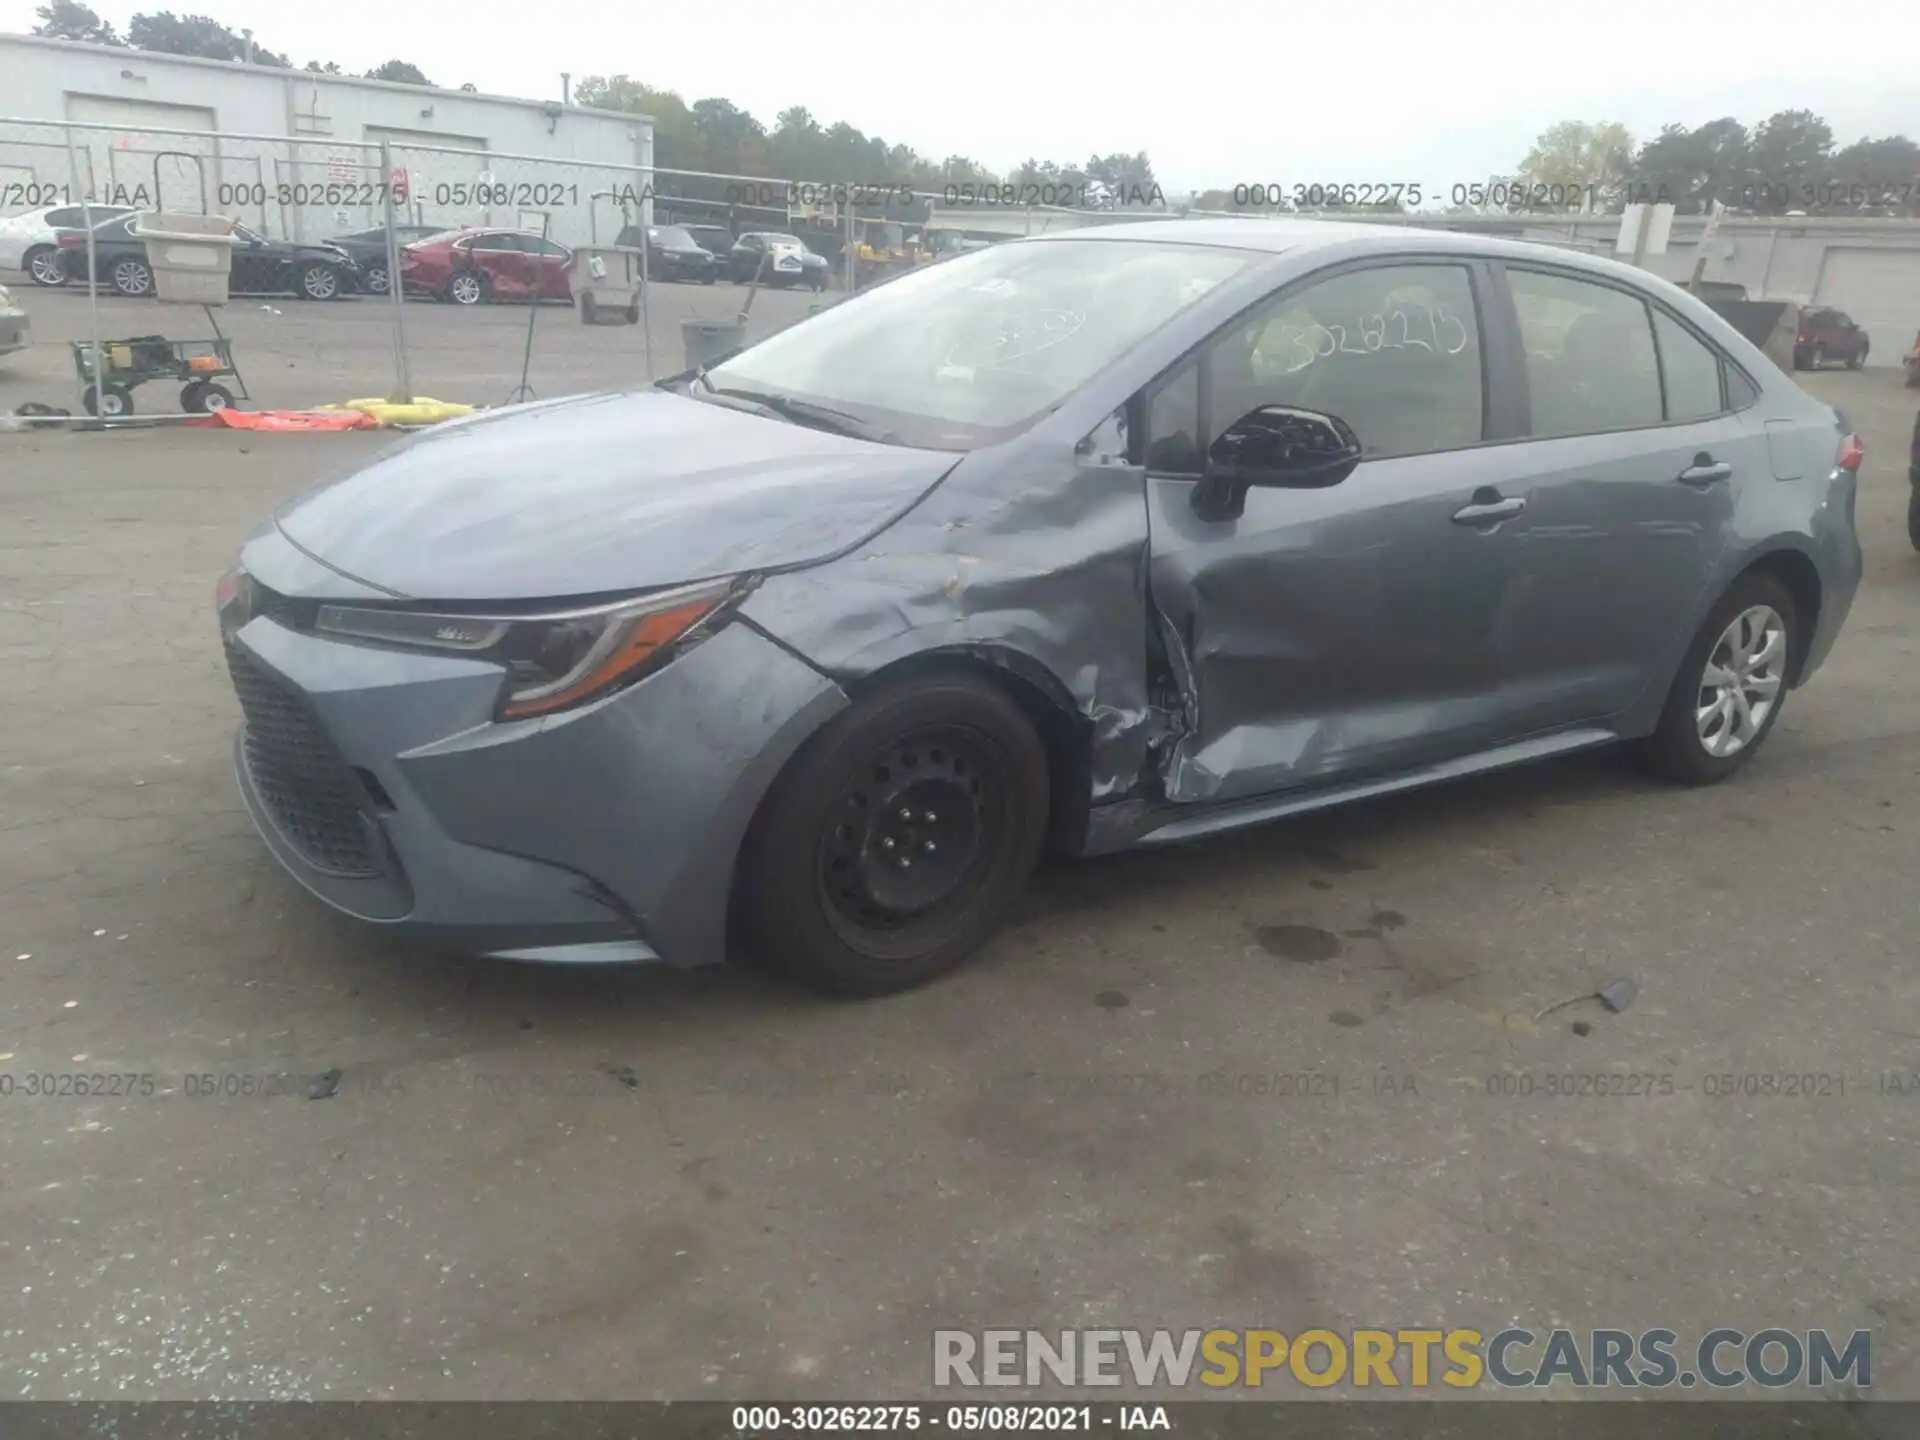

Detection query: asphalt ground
(1, 339), (1918, 1409)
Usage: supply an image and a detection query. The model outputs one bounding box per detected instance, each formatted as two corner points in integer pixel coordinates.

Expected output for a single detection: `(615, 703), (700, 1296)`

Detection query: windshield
(650, 226), (695, 246)
(703, 239), (1261, 450)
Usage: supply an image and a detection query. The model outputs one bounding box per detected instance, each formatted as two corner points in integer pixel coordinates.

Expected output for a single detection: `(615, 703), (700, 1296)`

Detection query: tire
(25, 245), (65, 287)
(362, 264), (389, 295)
(1908, 490), (1920, 553)
(297, 262), (341, 301)
(110, 256), (153, 297)
(1636, 571), (1798, 784)
(82, 384), (133, 417)
(446, 270), (485, 306)
(181, 381), (231, 413)
(736, 673), (1051, 996)
(1847, 345), (1866, 370)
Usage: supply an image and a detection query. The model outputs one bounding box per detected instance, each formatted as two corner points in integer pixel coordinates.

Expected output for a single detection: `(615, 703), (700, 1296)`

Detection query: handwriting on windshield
(1260, 306), (1471, 374)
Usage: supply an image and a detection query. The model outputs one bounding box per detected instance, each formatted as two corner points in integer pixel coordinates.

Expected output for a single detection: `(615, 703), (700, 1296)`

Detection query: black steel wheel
(737, 673), (1050, 995)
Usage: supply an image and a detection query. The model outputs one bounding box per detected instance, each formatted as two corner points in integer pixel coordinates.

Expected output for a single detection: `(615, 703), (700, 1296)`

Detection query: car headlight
(312, 578), (746, 720)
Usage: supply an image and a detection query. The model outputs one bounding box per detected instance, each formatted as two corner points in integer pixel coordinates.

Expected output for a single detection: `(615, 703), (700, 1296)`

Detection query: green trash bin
(682, 318), (747, 371)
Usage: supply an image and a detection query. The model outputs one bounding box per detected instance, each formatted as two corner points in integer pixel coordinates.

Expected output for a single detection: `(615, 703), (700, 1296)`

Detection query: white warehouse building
(0, 32), (655, 247)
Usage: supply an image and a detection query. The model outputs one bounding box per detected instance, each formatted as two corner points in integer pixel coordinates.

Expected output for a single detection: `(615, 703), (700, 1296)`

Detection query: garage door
(1814, 247), (1920, 370)
(66, 95), (218, 211)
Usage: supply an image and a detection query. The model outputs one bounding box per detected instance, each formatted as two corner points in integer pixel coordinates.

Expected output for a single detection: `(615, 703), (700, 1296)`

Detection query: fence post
(378, 140), (413, 405)
(63, 123), (106, 424)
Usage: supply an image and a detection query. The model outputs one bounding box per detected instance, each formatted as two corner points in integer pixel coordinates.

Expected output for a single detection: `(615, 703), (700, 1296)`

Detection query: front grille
(225, 638), (383, 877)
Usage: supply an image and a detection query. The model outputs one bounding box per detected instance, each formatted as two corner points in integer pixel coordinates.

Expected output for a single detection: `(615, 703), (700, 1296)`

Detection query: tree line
(32, 0), (443, 87)
(1504, 113), (1917, 216)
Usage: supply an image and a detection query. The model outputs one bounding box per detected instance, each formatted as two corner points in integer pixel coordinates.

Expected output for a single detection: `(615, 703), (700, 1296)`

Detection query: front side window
(1145, 262), (1485, 472)
(1509, 268), (1661, 438)
(704, 238), (1262, 450)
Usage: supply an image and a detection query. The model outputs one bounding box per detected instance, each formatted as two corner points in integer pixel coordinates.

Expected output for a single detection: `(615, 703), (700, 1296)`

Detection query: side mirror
(1190, 406), (1364, 521)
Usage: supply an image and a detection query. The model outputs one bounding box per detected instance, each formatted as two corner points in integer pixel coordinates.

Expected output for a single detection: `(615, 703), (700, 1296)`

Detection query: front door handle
(1452, 495), (1526, 525)
(1678, 455), (1733, 486)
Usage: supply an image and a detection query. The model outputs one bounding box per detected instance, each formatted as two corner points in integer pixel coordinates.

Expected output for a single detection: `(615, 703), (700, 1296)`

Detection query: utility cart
(71, 325), (250, 416)
(70, 152), (249, 418)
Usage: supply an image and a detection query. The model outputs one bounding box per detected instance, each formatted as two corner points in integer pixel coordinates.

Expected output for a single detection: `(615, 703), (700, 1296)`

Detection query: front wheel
(25, 245), (65, 287)
(82, 384), (133, 417)
(297, 262), (340, 301)
(1636, 572), (1798, 784)
(361, 264), (390, 295)
(736, 673), (1051, 996)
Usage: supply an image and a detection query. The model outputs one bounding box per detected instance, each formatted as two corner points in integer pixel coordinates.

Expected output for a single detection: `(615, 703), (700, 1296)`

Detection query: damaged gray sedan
(218, 219), (1862, 994)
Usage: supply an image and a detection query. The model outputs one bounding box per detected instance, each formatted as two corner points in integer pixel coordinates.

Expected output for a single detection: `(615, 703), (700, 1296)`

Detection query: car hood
(272, 389), (961, 602)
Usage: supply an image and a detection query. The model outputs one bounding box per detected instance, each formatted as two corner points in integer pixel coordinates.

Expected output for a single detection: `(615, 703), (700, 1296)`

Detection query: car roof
(1027, 216), (1680, 287)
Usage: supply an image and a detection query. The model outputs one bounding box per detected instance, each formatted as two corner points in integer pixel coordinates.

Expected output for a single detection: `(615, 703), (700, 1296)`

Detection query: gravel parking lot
(2, 345), (1918, 1405)
(0, 278), (825, 415)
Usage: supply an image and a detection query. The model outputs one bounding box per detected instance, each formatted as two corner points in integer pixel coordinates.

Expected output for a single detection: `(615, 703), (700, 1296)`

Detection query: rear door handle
(1678, 457), (1733, 486)
(1452, 496), (1526, 525)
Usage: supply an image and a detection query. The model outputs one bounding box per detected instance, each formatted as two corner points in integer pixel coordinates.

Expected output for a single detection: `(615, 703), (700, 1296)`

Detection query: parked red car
(398, 227), (573, 306)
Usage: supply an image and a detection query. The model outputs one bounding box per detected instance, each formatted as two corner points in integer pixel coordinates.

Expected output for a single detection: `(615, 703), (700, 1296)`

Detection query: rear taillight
(1838, 434), (1864, 472)
(56, 233), (81, 248)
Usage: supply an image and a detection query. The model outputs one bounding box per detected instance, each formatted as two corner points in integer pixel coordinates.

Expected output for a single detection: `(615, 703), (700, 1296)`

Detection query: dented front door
(1140, 258), (1536, 806)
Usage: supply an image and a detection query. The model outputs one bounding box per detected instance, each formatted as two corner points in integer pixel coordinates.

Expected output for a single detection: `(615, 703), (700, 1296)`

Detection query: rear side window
(1652, 309), (1725, 421)
(45, 207), (81, 227)
(1509, 268), (1662, 437)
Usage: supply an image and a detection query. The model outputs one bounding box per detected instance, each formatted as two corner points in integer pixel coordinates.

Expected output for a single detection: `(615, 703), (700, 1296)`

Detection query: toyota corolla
(218, 220), (1861, 994)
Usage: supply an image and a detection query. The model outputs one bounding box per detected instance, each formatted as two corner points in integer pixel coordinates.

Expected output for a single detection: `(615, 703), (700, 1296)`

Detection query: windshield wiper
(701, 383), (896, 444)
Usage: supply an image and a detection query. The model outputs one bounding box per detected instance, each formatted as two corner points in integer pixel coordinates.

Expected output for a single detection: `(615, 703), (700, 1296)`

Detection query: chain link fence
(1, 116), (977, 418)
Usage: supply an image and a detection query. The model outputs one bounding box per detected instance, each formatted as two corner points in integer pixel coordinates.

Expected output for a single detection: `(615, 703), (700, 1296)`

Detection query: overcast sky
(4, 0), (1915, 190)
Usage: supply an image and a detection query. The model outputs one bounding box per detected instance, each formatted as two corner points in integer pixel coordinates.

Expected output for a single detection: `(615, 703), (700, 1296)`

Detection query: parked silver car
(217, 220), (1863, 994)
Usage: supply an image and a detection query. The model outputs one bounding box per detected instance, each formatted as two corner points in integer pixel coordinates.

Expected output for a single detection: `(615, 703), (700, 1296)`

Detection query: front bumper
(224, 604), (846, 965)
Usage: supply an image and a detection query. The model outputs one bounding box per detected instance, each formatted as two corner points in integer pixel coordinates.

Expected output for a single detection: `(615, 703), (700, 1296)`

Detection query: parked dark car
(398, 227), (573, 305)
(681, 224), (737, 263)
(729, 231), (830, 290)
(58, 217), (360, 300)
(614, 224), (718, 284)
(1793, 307), (1870, 370)
(325, 224), (444, 295)
(217, 221), (1861, 997)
